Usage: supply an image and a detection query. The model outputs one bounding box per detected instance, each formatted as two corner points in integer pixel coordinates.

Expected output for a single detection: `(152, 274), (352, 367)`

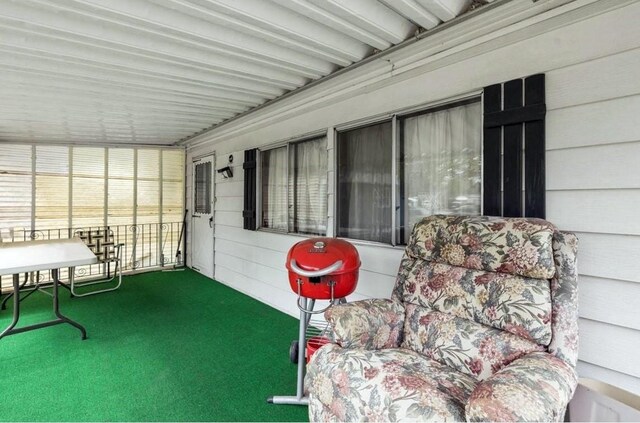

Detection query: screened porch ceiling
(0, 0), (487, 146)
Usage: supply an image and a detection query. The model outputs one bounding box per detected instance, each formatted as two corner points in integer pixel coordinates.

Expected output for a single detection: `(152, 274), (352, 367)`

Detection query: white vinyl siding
(185, 2), (640, 394)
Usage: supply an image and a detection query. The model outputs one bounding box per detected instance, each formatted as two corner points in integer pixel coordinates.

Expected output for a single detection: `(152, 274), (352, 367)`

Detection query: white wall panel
(547, 190), (640, 236)
(579, 276), (640, 331)
(547, 95), (640, 150)
(579, 319), (640, 379)
(547, 142), (640, 190)
(578, 362), (640, 398)
(576, 233), (640, 283)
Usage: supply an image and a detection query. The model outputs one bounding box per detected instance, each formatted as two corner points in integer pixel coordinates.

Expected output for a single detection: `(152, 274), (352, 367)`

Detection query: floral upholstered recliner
(306, 215), (579, 422)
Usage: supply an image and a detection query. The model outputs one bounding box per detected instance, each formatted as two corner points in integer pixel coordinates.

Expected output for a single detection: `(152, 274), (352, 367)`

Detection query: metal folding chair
(71, 227), (123, 297)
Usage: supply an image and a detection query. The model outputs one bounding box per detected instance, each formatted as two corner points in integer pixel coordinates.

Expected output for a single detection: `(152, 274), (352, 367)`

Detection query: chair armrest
(466, 352), (578, 422)
(325, 299), (405, 350)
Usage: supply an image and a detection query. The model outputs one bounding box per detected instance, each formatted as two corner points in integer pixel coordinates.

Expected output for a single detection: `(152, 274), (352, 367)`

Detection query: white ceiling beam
(1, 71), (263, 109)
(162, 0), (355, 66)
(0, 127), (190, 136)
(415, 0), (473, 22)
(55, 0), (338, 77)
(0, 116), (212, 132)
(304, 0), (416, 44)
(0, 96), (244, 122)
(0, 129), (188, 138)
(0, 129), (192, 139)
(271, 0), (391, 50)
(0, 113), (213, 128)
(0, 25), (299, 92)
(0, 1), (311, 87)
(187, 0), (372, 62)
(379, 0), (441, 29)
(0, 42), (286, 97)
(0, 97), (241, 120)
(0, 51), (280, 101)
(0, 105), (236, 124)
(0, 133), (183, 145)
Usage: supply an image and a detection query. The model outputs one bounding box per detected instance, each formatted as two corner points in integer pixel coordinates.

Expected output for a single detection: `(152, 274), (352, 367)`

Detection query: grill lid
(286, 238), (360, 276)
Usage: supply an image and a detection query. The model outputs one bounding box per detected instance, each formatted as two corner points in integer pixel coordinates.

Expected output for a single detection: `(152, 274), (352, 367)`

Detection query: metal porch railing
(0, 222), (184, 293)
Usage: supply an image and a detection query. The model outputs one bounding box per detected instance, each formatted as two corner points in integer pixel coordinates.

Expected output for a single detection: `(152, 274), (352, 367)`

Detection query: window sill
(256, 228), (406, 251)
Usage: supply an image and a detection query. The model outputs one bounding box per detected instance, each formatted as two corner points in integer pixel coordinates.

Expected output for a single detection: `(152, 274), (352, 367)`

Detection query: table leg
(0, 274), (21, 339)
(52, 268), (87, 340)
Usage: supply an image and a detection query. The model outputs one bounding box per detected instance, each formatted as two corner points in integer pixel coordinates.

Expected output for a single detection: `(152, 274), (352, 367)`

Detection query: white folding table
(0, 238), (97, 340)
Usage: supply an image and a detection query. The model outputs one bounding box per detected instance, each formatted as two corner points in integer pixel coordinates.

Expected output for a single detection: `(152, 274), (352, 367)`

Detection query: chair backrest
(392, 215), (578, 381)
(75, 227), (118, 263)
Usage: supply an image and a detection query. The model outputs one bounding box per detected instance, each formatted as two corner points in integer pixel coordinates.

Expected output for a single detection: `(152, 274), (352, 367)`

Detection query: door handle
(209, 216), (213, 228)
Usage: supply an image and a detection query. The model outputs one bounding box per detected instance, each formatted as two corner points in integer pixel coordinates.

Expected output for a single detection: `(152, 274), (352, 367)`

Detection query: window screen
(260, 136), (328, 235)
(401, 100), (482, 241)
(337, 121), (393, 243)
(260, 146), (287, 231)
(194, 161), (211, 215)
(288, 137), (327, 235)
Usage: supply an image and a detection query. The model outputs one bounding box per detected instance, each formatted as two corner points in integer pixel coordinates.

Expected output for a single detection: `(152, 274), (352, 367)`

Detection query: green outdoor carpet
(0, 269), (309, 422)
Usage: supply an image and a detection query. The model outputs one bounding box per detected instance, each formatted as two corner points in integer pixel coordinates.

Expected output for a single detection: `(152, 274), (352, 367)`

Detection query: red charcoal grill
(268, 238), (360, 406)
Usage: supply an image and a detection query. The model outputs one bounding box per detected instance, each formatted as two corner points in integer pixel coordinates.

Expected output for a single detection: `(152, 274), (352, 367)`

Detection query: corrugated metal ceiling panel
(0, 0), (474, 145)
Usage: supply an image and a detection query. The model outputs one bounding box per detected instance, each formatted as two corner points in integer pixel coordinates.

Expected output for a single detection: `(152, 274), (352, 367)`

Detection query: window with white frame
(336, 98), (482, 245)
(260, 135), (328, 235)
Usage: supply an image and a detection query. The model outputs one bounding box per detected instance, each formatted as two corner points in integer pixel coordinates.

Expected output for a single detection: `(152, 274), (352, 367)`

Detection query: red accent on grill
(286, 238), (360, 300)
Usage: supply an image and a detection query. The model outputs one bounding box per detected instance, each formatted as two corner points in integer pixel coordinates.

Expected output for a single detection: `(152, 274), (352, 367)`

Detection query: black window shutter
(483, 74), (546, 218)
(242, 149), (257, 230)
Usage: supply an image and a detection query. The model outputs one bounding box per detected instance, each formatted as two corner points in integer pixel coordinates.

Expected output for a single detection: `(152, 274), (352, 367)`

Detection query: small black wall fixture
(217, 166), (233, 179)
(483, 74), (546, 219)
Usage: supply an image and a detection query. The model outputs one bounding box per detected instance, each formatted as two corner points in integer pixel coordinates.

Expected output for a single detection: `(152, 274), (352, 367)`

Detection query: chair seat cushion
(402, 306), (545, 381)
(306, 345), (477, 422)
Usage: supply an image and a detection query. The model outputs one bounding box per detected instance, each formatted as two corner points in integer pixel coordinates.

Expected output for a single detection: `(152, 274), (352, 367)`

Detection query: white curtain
(402, 101), (482, 240)
(260, 146), (287, 230)
(289, 137), (327, 235)
(337, 121), (392, 243)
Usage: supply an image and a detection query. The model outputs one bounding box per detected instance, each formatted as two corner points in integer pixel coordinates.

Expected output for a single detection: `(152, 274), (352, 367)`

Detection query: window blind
(72, 147), (105, 228)
(107, 148), (135, 226)
(0, 144), (32, 241)
(35, 145), (69, 232)
(136, 149), (160, 225)
(162, 150), (184, 223)
(162, 150), (184, 265)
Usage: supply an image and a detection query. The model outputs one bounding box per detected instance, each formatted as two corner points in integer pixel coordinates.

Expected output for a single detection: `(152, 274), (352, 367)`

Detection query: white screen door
(191, 154), (214, 278)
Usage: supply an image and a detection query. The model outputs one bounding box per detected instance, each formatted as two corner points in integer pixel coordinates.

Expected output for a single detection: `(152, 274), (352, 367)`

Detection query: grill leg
(267, 296), (311, 406)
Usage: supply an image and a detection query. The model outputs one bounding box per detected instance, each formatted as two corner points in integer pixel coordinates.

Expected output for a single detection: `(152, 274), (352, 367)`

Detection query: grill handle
(289, 259), (343, 278)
